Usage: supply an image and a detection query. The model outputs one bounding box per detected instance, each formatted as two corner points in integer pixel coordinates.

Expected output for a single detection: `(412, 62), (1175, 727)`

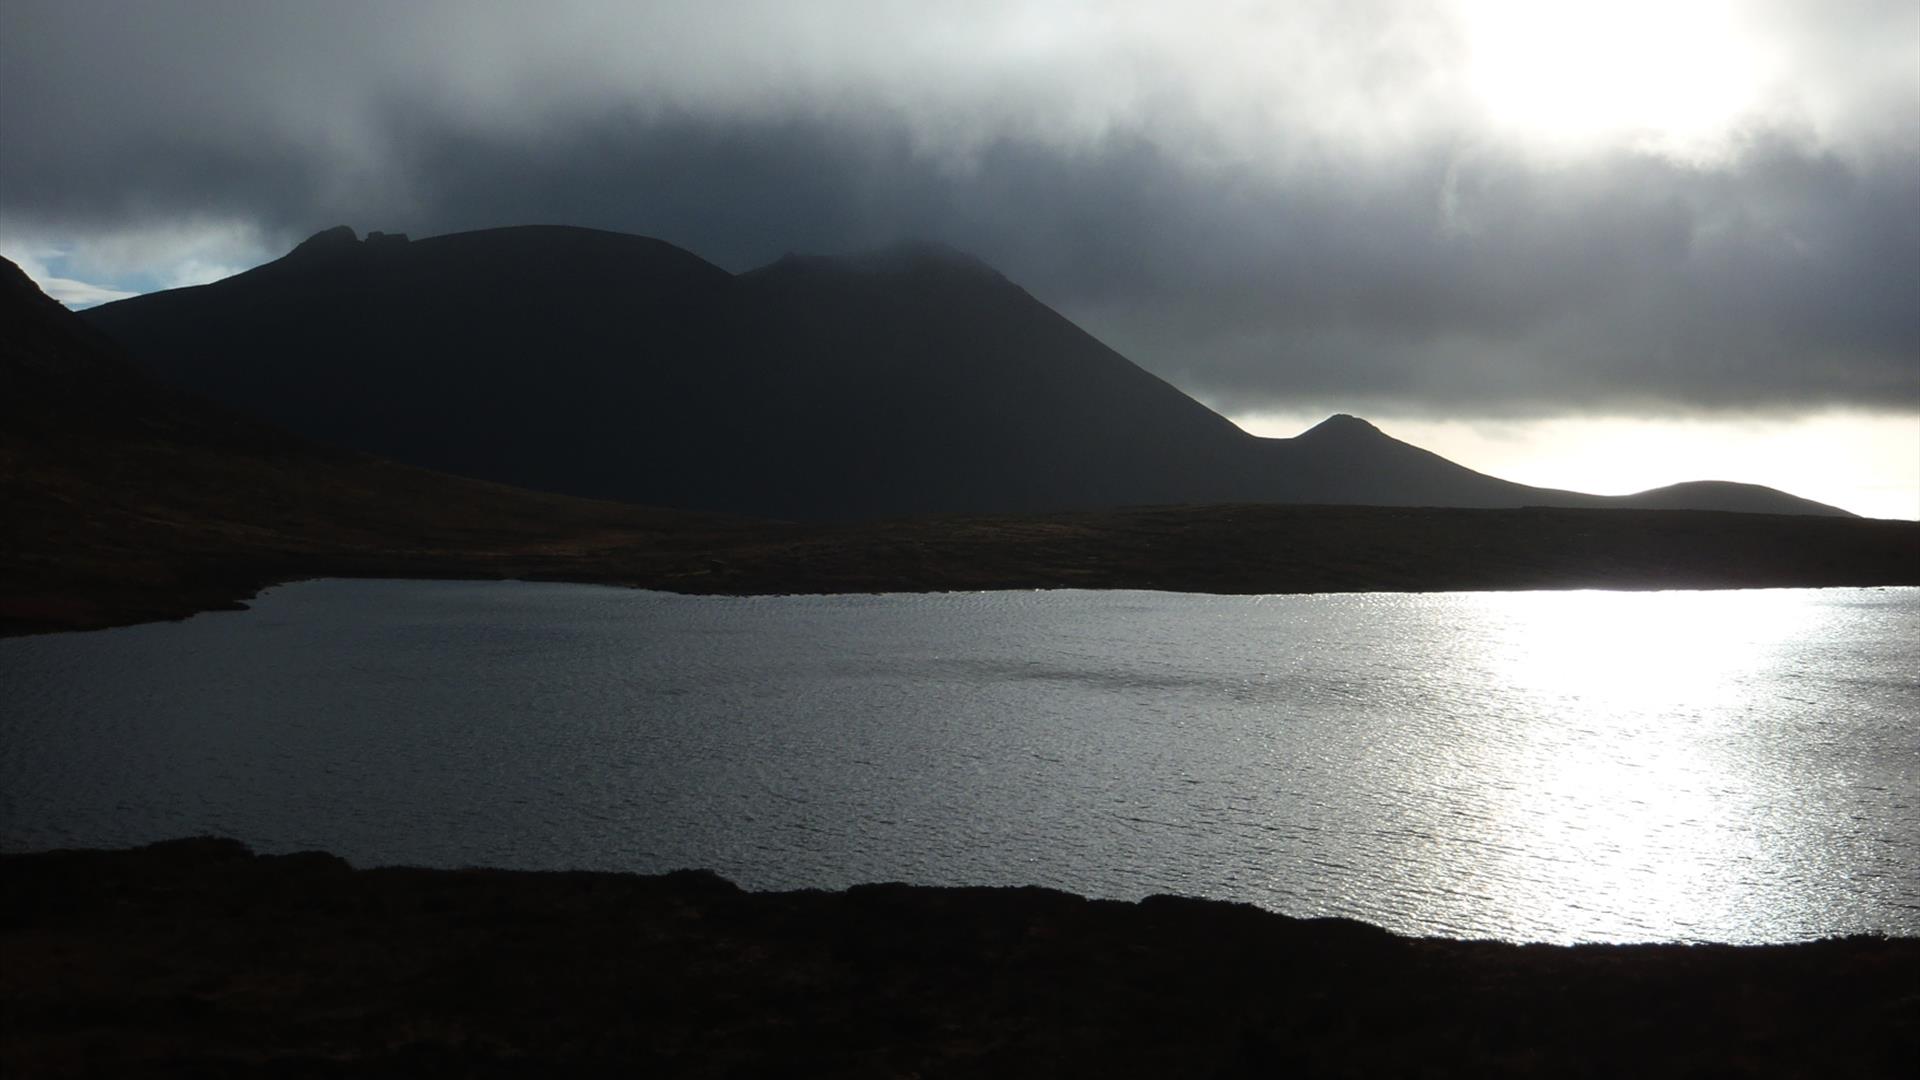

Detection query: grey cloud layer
(3, 1), (1916, 415)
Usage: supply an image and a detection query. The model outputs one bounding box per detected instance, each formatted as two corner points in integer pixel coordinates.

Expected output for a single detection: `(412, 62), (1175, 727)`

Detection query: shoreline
(8, 502), (1919, 637)
(17, 572), (1914, 643)
(5, 838), (1915, 1076)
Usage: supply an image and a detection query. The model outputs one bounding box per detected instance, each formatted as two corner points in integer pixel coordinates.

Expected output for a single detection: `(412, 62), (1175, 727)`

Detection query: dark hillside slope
(86, 228), (1270, 517)
(78, 225), (738, 500)
(724, 244), (1262, 516)
(85, 226), (1851, 519)
(0, 254), (745, 634)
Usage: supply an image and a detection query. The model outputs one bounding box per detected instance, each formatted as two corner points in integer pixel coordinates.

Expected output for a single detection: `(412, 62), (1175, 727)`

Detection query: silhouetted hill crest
(2, 255), (158, 403)
(289, 225), (361, 258)
(80, 227), (1855, 519)
(1618, 480), (1852, 516)
(1294, 413), (1389, 446)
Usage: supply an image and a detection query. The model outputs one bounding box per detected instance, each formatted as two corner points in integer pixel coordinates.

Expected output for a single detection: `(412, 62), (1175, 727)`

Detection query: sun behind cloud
(1459, 0), (1768, 159)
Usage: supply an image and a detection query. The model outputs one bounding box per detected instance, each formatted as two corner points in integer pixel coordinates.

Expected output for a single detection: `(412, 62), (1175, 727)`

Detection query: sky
(3, 1), (1915, 517)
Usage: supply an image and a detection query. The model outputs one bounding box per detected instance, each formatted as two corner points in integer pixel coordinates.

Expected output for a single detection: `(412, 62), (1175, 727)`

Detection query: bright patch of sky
(1, 220), (270, 307)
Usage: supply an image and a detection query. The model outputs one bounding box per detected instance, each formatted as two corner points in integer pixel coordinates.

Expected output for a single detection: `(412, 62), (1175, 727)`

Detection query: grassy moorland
(5, 471), (1918, 636)
(3, 839), (1914, 1078)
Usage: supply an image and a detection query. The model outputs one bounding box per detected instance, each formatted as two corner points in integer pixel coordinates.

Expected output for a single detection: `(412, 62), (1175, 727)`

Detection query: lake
(2, 580), (1915, 944)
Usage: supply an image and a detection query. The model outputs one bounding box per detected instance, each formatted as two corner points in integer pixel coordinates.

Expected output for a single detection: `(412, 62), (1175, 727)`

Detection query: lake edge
(8, 502), (1919, 637)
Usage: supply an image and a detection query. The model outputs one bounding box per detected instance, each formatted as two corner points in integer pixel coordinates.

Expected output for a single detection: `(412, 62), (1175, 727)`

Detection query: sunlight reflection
(1483, 590), (1812, 708)
(1459, 590), (1834, 941)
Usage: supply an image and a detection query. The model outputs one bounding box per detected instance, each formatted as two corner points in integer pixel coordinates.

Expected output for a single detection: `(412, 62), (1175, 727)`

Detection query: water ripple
(2, 581), (1917, 944)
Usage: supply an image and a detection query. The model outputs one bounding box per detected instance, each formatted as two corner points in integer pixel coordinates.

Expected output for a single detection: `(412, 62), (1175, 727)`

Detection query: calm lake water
(3, 580), (1916, 944)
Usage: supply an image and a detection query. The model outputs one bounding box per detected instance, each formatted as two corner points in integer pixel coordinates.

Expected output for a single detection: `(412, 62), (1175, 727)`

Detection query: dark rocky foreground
(3, 840), (1914, 1077)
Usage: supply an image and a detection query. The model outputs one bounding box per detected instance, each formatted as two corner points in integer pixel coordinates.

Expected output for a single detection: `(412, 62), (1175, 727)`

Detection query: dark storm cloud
(3, 1), (1915, 416)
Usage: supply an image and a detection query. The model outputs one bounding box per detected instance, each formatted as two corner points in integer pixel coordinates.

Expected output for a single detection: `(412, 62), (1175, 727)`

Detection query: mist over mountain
(81, 226), (1850, 519)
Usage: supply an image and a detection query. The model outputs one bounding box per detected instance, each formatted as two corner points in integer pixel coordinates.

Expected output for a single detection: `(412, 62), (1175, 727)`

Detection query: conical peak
(1298, 413), (1385, 440)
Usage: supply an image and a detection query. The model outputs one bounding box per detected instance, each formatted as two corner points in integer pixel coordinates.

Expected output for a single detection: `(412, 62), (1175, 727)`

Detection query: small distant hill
(82, 226), (1853, 519)
(1609, 480), (1857, 516)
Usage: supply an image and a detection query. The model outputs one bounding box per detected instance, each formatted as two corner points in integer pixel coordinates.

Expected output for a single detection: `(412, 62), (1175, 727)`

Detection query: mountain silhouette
(2, 253), (294, 454)
(12, 252), (1917, 634)
(82, 226), (1852, 518)
(0, 253), (741, 632)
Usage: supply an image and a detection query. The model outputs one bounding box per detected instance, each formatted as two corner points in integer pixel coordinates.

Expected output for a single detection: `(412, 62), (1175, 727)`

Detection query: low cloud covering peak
(4, 1), (1916, 416)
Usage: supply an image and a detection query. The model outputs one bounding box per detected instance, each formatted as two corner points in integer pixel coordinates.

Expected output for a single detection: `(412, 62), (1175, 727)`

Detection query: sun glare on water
(1461, 589), (1849, 940)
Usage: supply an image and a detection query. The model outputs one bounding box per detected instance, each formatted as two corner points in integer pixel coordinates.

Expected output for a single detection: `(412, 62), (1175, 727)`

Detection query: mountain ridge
(79, 225), (1852, 519)
(10, 250), (1918, 636)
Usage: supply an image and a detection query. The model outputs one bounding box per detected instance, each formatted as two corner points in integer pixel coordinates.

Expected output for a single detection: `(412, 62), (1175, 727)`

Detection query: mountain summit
(1294, 414), (1390, 446)
(82, 226), (1850, 519)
